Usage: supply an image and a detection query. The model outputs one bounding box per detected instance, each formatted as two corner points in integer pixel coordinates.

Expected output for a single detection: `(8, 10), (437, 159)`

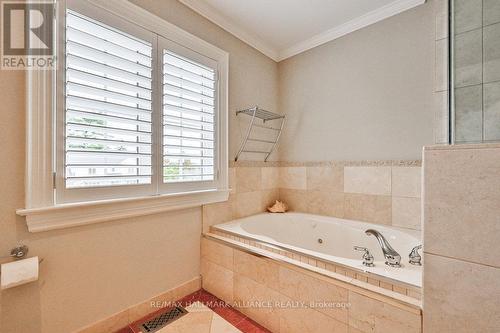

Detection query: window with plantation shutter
(42, 0), (227, 213)
(162, 49), (216, 184)
(64, 10), (153, 189)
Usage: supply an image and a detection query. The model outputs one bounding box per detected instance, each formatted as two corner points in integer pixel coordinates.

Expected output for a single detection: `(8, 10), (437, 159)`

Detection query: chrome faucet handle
(354, 246), (374, 267)
(409, 245), (422, 266)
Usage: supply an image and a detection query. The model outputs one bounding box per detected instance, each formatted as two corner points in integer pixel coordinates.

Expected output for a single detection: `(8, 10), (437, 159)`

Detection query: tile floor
(115, 289), (271, 333)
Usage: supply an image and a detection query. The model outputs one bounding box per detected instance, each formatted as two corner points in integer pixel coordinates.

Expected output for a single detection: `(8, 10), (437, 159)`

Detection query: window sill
(16, 189), (229, 232)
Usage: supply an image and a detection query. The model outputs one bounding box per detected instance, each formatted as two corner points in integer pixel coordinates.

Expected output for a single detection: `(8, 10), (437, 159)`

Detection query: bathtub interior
(213, 212), (422, 287)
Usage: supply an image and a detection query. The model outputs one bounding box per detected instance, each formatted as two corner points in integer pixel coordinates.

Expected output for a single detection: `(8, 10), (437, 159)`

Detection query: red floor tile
(212, 305), (247, 327)
(114, 288), (272, 333)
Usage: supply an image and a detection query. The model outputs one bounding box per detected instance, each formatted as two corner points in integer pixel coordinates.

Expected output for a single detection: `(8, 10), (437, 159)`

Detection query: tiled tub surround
(423, 144), (500, 332)
(201, 236), (422, 333)
(211, 213), (422, 290)
(208, 228), (421, 301)
(203, 161), (423, 234)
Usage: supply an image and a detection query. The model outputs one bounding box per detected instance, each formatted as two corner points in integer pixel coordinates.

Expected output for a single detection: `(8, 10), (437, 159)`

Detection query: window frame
(158, 36), (220, 194)
(18, 0), (229, 231)
(57, 0), (159, 203)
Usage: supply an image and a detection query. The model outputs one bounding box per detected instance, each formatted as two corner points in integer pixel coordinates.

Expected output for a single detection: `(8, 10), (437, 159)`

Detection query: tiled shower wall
(452, 0), (500, 142)
(202, 162), (422, 232)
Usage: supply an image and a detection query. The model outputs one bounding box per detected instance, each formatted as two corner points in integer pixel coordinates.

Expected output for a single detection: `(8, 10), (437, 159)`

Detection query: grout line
(424, 251), (500, 269)
(453, 25), (483, 37)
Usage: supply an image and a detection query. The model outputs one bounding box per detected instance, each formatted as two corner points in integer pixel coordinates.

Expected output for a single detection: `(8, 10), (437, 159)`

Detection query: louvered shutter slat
(163, 50), (216, 183)
(65, 10), (153, 189)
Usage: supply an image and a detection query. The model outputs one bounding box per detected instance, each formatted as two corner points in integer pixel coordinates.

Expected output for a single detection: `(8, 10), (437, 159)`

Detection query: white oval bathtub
(212, 212), (422, 287)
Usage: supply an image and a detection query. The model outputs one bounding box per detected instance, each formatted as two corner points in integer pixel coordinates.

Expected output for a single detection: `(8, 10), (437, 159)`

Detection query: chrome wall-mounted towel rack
(235, 106), (285, 162)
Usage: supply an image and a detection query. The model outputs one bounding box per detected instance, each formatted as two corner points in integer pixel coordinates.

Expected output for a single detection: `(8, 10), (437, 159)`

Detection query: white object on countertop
(1, 256), (39, 289)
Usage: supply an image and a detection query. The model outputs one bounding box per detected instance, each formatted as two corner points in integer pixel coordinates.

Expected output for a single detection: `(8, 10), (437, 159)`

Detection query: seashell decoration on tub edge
(267, 200), (288, 213)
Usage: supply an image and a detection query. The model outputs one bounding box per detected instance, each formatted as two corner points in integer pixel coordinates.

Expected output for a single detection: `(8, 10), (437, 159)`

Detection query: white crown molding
(179, 0), (280, 61)
(278, 0), (426, 61)
(180, 0), (425, 62)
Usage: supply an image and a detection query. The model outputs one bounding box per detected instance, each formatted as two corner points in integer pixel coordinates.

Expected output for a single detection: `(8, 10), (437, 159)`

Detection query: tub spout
(365, 229), (401, 267)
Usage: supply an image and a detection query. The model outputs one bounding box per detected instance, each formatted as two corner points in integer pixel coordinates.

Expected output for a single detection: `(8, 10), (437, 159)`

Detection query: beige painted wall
(277, 0), (436, 161)
(0, 1), (279, 332)
(128, 0), (280, 162)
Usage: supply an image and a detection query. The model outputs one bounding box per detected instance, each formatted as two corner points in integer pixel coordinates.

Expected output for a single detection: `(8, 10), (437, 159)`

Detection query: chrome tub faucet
(409, 245), (422, 265)
(365, 229), (401, 267)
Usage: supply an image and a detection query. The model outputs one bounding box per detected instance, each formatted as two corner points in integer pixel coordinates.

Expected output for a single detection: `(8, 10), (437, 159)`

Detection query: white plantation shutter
(64, 10), (153, 189)
(162, 49), (216, 183)
(51, 1), (227, 207)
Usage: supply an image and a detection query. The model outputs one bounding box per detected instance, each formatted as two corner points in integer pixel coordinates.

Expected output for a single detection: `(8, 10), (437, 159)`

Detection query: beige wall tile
(423, 253), (500, 333)
(201, 259), (233, 304)
(201, 238), (234, 270)
(306, 166), (343, 191)
(348, 291), (421, 333)
(344, 167), (391, 195)
(279, 297), (348, 333)
(424, 147), (500, 267)
(233, 274), (281, 332)
(261, 189), (279, 211)
(235, 191), (263, 218)
(236, 167), (262, 193)
(406, 289), (421, 301)
(344, 194), (392, 225)
(280, 167), (307, 190)
(379, 281), (393, 291)
(306, 190), (344, 218)
(278, 189), (308, 212)
(261, 167), (280, 190)
(234, 250), (279, 290)
(392, 197), (421, 230)
(392, 285), (406, 295)
(202, 195), (235, 233)
(391, 167), (421, 198)
(228, 167), (236, 194)
(279, 266), (349, 324)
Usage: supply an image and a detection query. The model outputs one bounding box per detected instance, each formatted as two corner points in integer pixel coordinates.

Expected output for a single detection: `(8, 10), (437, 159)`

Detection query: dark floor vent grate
(140, 306), (188, 332)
